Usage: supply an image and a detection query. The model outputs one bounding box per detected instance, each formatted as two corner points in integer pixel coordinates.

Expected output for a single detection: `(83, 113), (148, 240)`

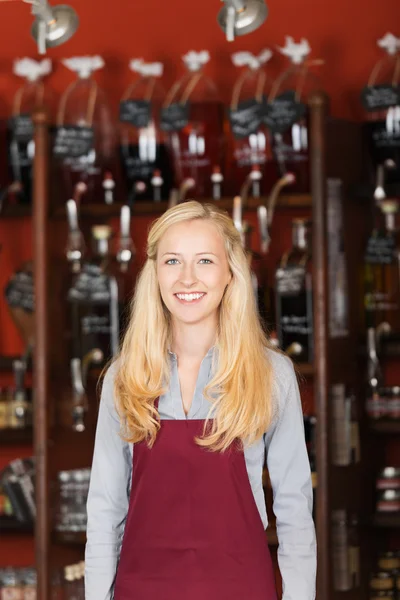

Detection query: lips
(174, 293), (207, 305)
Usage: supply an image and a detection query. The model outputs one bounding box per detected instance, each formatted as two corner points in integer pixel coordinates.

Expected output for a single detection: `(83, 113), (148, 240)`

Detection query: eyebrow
(161, 252), (218, 257)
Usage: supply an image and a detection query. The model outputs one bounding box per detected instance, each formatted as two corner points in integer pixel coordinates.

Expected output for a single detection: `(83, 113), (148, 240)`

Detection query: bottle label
(4, 268), (35, 313)
(365, 235), (396, 264)
(160, 102), (189, 132)
(264, 90), (306, 134)
(8, 114), (34, 143)
(119, 100), (151, 129)
(228, 98), (265, 139)
(53, 126), (94, 159)
(360, 84), (400, 112)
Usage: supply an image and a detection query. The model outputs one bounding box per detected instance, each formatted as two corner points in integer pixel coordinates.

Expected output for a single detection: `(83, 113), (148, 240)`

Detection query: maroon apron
(114, 397), (277, 600)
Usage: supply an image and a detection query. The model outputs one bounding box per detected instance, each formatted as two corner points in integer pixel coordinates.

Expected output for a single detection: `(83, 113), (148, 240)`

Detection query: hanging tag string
(12, 80), (44, 117)
(57, 80), (98, 127)
(122, 76), (157, 102)
(269, 59), (324, 103)
(368, 54), (400, 87)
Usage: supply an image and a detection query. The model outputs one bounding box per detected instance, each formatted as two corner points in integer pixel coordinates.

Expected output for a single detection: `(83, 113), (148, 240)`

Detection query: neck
(170, 316), (217, 362)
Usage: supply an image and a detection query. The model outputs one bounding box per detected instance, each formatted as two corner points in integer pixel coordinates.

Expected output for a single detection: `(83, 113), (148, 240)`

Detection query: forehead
(158, 219), (225, 253)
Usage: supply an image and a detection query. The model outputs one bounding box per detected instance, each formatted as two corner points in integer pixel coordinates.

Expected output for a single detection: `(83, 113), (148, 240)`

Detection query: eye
(199, 258), (212, 264)
(165, 258), (179, 265)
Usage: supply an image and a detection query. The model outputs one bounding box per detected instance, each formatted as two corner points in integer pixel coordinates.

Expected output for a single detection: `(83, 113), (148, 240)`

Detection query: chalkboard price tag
(264, 90), (306, 134)
(53, 126), (94, 159)
(361, 84), (400, 112)
(160, 103), (189, 132)
(119, 100), (151, 128)
(364, 233), (396, 264)
(9, 114), (34, 143)
(228, 98), (264, 139)
(4, 269), (35, 313)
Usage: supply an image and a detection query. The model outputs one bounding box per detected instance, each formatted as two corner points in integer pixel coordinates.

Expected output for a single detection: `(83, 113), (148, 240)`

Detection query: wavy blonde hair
(114, 200), (275, 452)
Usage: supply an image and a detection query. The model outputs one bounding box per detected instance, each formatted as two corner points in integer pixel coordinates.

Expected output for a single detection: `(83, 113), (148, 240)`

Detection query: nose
(179, 261), (198, 287)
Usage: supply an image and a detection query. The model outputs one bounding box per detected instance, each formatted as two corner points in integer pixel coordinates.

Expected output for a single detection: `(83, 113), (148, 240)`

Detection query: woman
(85, 201), (316, 600)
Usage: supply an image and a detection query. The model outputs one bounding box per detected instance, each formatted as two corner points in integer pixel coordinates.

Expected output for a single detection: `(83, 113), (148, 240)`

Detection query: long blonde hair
(114, 200), (275, 452)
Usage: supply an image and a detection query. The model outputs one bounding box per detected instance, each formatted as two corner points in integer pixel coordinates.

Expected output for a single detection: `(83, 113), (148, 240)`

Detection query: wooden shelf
(52, 194), (312, 219)
(296, 363), (314, 377)
(369, 420), (400, 434)
(53, 530), (86, 545)
(0, 517), (33, 534)
(0, 427), (33, 445)
(0, 204), (31, 218)
(372, 513), (400, 528)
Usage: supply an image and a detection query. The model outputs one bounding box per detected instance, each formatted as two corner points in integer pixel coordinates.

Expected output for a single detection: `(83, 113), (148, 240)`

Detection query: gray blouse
(84, 347), (316, 600)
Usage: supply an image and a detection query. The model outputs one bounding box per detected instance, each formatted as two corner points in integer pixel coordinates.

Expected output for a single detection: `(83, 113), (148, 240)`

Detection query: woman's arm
(85, 364), (132, 600)
(265, 358), (317, 600)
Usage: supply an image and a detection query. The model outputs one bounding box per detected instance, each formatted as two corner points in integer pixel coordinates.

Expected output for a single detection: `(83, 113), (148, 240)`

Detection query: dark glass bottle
(364, 199), (400, 333)
(275, 218), (313, 362)
(67, 225), (121, 366)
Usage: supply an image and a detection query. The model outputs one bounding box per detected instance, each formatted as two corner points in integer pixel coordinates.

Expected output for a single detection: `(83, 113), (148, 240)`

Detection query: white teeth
(176, 293), (205, 302)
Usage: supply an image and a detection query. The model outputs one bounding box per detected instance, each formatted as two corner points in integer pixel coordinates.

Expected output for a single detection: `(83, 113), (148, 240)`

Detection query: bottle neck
(385, 212), (396, 233)
(92, 238), (109, 266)
(292, 222), (308, 250)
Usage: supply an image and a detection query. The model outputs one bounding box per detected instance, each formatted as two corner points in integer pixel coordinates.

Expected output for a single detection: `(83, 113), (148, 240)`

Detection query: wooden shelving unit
(26, 93), (371, 599)
(0, 517), (33, 535)
(369, 420), (400, 434)
(0, 427), (33, 445)
(372, 513), (400, 528)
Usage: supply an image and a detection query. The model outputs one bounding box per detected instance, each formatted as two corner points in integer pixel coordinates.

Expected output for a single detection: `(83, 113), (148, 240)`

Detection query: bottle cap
(63, 56), (104, 79)
(277, 36), (311, 64)
(14, 58), (52, 82)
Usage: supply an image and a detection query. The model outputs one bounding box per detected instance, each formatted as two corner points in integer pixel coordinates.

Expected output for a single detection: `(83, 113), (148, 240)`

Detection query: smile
(174, 293), (206, 304)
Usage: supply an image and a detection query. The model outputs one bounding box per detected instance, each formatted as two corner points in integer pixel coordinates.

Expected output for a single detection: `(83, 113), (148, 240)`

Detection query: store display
(331, 509), (361, 591)
(361, 33), (400, 189)
(227, 49), (275, 196)
(161, 50), (225, 198)
(55, 469), (90, 533)
(6, 58), (53, 208)
(67, 225), (121, 366)
(119, 59), (173, 202)
(54, 56), (119, 206)
(267, 36), (323, 193)
(364, 199), (400, 333)
(275, 218), (313, 362)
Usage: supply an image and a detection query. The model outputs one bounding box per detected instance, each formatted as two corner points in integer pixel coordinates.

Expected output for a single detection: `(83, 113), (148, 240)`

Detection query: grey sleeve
(265, 360), (317, 600)
(84, 365), (132, 600)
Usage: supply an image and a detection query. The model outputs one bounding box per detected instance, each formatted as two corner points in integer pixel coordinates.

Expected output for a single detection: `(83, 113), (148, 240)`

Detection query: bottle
(67, 225), (121, 367)
(361, 34), (400, 189)
(275, 218), (313, 362)
(6, 58), (53, 207)
(119, 59), (173, 202)
(227, 49), (275, 196)
(54, 56), (119, 207)
(331, 509), (351, 591)
(161, 50), (225, 199)
(266, 37), (323, 193)
(364, 199), (400, 334)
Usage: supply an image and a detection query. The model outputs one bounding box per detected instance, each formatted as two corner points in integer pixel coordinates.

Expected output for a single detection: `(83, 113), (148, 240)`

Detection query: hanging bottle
(364, 199), (400, 334)
(53, 56), (119, 207)
(227, 49), (275, 197)
(160, 50), (225, 200)
(4, 58), (53, 208)
(275, 218), (313, 362)
(361, 33), (400, 189)
(266, 37), (323, 194)
(119, 59), (173, 203)
(67, 225), (122, 368)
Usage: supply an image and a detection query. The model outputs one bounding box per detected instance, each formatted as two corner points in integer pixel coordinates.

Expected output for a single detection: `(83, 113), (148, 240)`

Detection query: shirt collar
(167, 345), (216, 360)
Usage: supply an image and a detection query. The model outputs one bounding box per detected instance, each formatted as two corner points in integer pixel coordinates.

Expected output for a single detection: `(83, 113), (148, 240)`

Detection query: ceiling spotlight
(29, 0), (79, 54)
(217, 0), (268, 42)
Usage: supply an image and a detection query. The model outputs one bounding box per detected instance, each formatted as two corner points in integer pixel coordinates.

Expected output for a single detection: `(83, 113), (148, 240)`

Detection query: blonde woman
(85, 201), (316, 600)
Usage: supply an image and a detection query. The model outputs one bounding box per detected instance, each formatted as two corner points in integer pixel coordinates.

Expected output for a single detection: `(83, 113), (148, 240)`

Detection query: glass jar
(377, 467), (400, 490)
(266, 36), (323, 194)
(226, 49), (275, 197)
(370, 571), (395, 592)
(161, 50), (225, 199)
(377, 489), (400, 512)
(119, 59), (173, 202)
(361, 34), (400, 190)
(54, 56), (120, 207)
(7, 58), (55, 207)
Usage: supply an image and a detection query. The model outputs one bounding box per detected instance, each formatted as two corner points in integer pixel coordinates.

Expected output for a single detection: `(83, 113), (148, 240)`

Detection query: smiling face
(156, 219), (232, 326)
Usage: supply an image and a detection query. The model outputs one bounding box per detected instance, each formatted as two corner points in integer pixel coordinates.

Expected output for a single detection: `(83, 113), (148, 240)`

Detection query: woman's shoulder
(264, 347), (297, 411)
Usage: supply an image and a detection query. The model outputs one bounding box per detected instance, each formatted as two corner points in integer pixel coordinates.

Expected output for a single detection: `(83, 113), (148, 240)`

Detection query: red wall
(0, 0), (398, 120)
